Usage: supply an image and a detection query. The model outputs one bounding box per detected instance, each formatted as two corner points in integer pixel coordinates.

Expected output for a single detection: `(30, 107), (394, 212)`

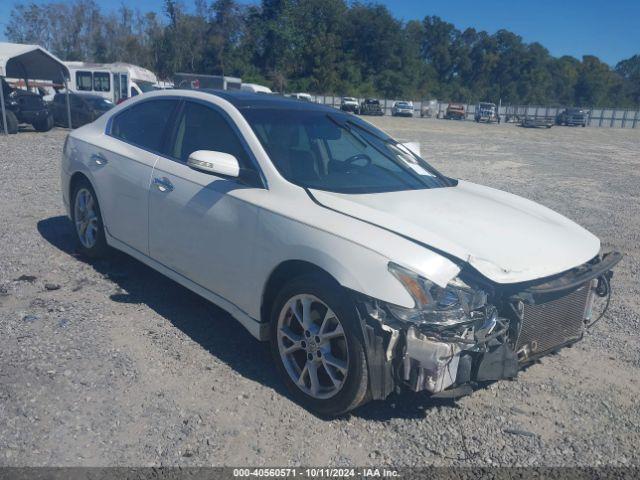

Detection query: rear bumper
(475, 114), (498, 122)
(355, 252), (621, 400)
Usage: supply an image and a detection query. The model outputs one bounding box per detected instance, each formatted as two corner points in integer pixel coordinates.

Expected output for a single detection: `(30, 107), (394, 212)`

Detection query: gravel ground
(0, 119), (638, 467)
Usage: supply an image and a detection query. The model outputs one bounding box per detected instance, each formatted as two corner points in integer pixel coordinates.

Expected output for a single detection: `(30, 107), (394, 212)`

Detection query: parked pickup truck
(556, 108), (588, 127)
(359, 98), (384, 116)
(340, 97), (359, 114)
(445, 103), (465, 120)
(474, 102), (499, 123)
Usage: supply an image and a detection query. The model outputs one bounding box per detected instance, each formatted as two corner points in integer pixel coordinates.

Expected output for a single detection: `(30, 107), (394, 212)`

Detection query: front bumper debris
(354, 251), (621, 400)
(403, 328), (461, 392)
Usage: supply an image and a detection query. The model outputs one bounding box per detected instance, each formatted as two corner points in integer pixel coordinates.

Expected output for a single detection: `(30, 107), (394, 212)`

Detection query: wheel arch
(69, 171), (92, 200)
(260, 260), (342, 325)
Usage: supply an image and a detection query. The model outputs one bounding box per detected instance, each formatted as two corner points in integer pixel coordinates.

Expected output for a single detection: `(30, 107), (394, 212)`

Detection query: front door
(148, 100), (261, 309)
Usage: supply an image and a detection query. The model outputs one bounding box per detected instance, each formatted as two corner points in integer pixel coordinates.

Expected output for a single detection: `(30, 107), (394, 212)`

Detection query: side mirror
(187, 150), (240, 178)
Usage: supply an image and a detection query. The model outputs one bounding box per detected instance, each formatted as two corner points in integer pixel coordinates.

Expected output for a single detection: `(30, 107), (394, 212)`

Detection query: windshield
(241, 107), (451, 194)
(85, 97), (114, 110)
(138, 83), (156, 93)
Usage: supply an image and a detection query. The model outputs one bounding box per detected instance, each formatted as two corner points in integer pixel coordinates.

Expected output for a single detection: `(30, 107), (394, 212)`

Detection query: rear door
(90, 98), (179, 254)
(148, 100), (262, 308)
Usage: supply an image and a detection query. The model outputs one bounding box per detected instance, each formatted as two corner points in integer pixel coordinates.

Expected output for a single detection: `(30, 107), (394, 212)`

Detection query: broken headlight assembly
(387, 262), (487, 326)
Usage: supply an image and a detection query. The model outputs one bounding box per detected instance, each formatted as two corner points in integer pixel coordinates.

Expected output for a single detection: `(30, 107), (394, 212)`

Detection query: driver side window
(170, 101), (251, 169)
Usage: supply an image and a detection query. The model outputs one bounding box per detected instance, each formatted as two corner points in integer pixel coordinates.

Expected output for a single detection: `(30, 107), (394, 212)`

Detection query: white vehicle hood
(310, 180), (601, 284)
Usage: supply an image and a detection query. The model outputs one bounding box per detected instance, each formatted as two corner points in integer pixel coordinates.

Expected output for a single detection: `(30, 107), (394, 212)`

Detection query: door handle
(153, 176), (174, 193)
(91, 153), (108, 166)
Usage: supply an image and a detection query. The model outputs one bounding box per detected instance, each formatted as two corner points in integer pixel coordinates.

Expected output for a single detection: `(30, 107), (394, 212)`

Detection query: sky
(0, 0), (638, 66)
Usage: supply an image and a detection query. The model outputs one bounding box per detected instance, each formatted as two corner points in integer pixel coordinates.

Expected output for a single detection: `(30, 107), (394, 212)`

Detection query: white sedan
(61, 89), (620, 416)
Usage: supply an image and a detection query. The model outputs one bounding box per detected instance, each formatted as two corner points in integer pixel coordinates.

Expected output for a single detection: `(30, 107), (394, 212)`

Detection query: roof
(65, 61), (157, 84)
(174, 73), (242, 82)
(0, 42), (69, 82)
(202, 89), (337, 112)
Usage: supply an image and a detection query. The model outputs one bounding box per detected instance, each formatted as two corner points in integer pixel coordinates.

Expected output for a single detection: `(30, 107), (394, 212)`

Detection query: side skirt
(105, 232), (269, 341)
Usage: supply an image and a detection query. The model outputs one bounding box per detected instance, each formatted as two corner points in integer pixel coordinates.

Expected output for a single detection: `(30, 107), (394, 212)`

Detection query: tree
(3, 0), (638, 106)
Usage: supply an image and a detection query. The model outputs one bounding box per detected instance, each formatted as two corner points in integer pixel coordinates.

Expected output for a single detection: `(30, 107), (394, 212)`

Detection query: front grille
(515, 284), (590, 358)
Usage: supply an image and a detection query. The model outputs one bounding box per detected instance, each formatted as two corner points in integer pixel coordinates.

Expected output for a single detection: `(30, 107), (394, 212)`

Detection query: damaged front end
(354, 252), (622, 401)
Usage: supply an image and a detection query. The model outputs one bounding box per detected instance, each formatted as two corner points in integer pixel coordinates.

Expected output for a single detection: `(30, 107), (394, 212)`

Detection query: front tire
(270, 274), (369, 416)
(71, 179), (108, 258)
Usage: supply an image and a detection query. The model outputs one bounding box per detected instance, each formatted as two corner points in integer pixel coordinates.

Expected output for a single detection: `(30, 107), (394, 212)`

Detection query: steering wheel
(344, 153), (372, 169)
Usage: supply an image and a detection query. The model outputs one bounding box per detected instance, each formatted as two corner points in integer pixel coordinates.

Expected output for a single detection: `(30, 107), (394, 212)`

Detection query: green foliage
(4, 0), (638, 106)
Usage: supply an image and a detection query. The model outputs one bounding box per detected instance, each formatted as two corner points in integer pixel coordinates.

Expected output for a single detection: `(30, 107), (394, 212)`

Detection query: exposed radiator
(515, 284), (590, 359)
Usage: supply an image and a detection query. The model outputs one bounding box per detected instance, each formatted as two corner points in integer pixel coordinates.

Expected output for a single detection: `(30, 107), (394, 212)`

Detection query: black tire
(70, 178), (109, 258)
(269, 273), (369, 417)
(33, 113), (54, 132)
(1, 110), (19, 134)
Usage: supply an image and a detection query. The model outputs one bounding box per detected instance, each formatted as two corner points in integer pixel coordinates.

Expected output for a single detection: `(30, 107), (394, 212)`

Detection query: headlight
(387, 262), (487, 325)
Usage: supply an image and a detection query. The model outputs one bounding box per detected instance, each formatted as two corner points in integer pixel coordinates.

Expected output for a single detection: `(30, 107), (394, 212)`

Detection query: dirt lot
(0, 119), (638, 467)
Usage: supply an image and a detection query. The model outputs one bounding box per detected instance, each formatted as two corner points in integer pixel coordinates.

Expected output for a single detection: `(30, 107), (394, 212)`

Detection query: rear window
(110, 99), (178, 152)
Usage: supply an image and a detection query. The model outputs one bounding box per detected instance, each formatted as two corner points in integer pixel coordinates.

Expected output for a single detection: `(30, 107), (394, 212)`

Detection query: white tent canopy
(0, 42), (71, 134)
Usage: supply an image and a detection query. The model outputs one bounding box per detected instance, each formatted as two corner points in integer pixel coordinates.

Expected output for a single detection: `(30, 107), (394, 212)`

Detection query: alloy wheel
(74, 188), (99, 249)
(276, 294), (350, 400)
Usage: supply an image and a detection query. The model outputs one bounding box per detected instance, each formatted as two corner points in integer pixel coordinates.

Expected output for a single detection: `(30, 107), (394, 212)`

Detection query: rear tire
(33, 113), (54, 132)
(270, 273), (369, 417)
(1, 110), (19, 134)
(71, 179), (109, 258)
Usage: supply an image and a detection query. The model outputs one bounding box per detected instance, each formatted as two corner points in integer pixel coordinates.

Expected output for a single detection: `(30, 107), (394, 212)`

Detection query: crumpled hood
(310, 180), (600, 284)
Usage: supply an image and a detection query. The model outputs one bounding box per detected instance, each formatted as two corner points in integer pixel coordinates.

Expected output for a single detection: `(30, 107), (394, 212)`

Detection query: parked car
(445, 102), (465, 120)
(1, 78), (54, 134)
(474, 102), (499, 123)
(556, 108), (588, 127)
(391, 101), (414, 117)
(51, 92), (114, 128)
(289, 93), (313, 102)
(61, 90), (621, 416)
(340, 97), (359, 114)
(520, 115), (554, 128)
(241, 83), (273, 94)
(420, 99), (438, 118)
(359, 98), (384, 115)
